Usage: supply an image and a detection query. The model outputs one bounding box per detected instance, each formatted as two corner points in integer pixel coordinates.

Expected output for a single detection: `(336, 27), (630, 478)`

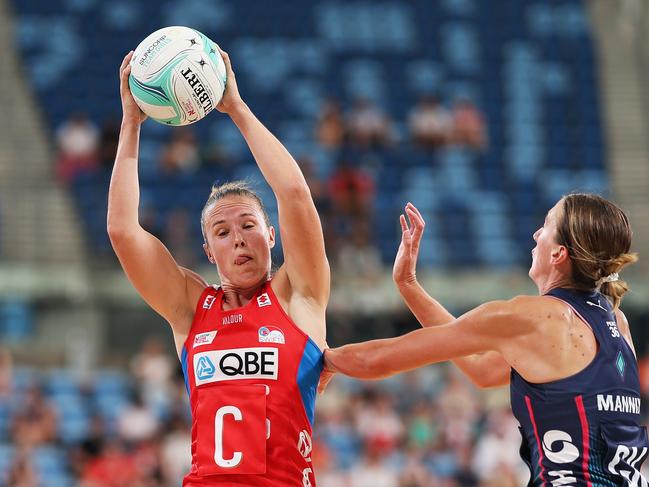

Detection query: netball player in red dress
(108, 49), (328, 486)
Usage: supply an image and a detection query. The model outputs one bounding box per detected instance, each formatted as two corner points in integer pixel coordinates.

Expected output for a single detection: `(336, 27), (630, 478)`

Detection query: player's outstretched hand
(215, 47), (244, 115)
(393, 202), (426, 287)
(318, 349), (338, 394)
(119, 51), (147, 125)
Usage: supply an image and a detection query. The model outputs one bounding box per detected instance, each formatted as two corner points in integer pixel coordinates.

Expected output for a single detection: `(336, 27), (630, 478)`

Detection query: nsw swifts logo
(258, 326), (285, 344)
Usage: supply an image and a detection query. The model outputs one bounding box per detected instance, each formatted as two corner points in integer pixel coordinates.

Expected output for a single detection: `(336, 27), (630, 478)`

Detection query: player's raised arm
(107, 52), (205, 340)
(392, 203), (511, 387)
(213, 50), (330, 309)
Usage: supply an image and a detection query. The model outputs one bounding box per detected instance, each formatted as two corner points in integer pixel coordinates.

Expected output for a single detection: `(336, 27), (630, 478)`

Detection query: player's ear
(204, 242), (215, 264)
(268, 226), (276, 249)
(551, 244), (569, 265)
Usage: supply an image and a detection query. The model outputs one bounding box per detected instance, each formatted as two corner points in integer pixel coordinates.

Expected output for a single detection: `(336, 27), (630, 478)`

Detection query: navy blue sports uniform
(511, 288), (649, 486)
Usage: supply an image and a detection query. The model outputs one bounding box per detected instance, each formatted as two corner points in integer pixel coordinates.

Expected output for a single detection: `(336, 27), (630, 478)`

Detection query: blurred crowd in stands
(54, 95), (487, 273)
(4, 336), (649, 486)
(0, 339), (530, 487)
(55, 96), (487, 184)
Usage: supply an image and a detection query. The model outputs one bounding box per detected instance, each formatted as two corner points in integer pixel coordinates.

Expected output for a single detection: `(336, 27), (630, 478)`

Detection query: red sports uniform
(180, 281), (323, 486)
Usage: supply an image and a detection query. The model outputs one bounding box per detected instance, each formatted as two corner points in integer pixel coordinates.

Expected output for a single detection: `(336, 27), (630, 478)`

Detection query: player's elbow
(279, 181), (312, 203)
(107, 219), (140, 247)
(468, 370), (509, 389)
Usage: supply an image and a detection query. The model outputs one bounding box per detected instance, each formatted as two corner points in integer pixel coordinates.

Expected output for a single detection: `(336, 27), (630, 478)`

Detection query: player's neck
(537, 273), (573, 295)
(221, 279), (266, 310)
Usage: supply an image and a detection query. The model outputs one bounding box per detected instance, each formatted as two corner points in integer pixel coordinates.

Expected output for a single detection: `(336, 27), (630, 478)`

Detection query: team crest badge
(258, 326), (285, 344)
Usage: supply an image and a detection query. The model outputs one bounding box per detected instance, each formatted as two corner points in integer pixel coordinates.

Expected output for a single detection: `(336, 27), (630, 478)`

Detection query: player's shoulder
(614, 307), (630, 333)
(483, 294), (551, 316)
(480, 295), (567, 332)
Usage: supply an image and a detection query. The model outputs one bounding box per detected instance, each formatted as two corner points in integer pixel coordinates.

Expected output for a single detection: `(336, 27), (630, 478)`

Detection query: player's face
(203, 195), (275, 289)
(529, 201), (563, 283)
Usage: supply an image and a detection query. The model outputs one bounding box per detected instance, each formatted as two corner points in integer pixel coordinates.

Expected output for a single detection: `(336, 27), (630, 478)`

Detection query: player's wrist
(121, 115), (143, 129)
(227, 100), (250, 118)
(395, 274), (418, 289)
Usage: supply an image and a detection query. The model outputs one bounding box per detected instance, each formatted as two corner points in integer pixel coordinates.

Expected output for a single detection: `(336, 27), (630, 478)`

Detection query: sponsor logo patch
(193, 330), (217, 348)
(196, 356), (216, 381)
(203, 295), (216, 309)
(258, 326), (285, 344)
(193, 347), (279, 386)
(257, 293), (271, 307)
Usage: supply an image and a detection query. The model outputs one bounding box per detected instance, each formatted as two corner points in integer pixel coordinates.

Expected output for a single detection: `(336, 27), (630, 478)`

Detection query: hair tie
(596, 272), (619, 287)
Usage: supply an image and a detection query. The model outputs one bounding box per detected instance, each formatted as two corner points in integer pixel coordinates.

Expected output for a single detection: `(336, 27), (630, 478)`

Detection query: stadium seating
(10, 0), (606, 268)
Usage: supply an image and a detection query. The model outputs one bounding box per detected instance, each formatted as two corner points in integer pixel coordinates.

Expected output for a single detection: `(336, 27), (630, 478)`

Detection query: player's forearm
(397, 280), (455, 326)
(326, 339), (401, 380)
(397, 280), (508, 386)
(107, 121), (142, 234)
(228, 103), (311, 201)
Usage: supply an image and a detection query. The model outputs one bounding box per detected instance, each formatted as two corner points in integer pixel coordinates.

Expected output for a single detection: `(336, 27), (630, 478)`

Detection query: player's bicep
(110, 228), (201, 328)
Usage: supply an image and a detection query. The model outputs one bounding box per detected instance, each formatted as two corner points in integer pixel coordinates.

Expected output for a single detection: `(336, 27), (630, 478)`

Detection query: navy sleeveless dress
(510, 288), (648, 486)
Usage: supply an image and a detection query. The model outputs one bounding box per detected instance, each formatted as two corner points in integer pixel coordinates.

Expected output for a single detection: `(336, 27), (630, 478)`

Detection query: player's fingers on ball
(120, 51), (132, 72)
(217, 46), (231, 64)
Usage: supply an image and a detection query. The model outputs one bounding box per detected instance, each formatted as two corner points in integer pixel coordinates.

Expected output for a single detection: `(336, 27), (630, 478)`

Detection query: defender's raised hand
(393, 202), (426, 287)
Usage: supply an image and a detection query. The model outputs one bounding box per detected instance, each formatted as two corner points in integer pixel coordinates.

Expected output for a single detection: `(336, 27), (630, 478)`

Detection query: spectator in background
(0, 346), (12, 398)
(55, 112), (99, 184)
(335, 220), (382, 285)
(10, 385), (58, 447)
(163, 208), (198, 268)
(299, 157), (335, 248)
(98, 118), (121, 170)
(316, 99), (346, 148)
(355, 390), (404, 455)
(328, 158), (376, 255)
(407, 95), (452, 150)
(80, 440), (139, 487)
(117, 390), (159, 443)
(131, 336), (175, 414)
(471, 408), (526, 483)
(348, 447), (399, 487)
(347, 98), (393, 148)
(159, 127), (200, 174)
(328, 158), (375, 221)
(451, 97), (487, 151)
(160, 414), (191, 486)
(6, 452), (39, 487)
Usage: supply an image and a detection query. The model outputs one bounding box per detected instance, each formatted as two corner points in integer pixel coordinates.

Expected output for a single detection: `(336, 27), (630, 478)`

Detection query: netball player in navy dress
(325, 195), (648, 486)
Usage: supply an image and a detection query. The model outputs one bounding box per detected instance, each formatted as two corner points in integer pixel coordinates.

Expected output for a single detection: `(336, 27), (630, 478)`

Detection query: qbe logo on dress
(193, 347), (279, 386)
